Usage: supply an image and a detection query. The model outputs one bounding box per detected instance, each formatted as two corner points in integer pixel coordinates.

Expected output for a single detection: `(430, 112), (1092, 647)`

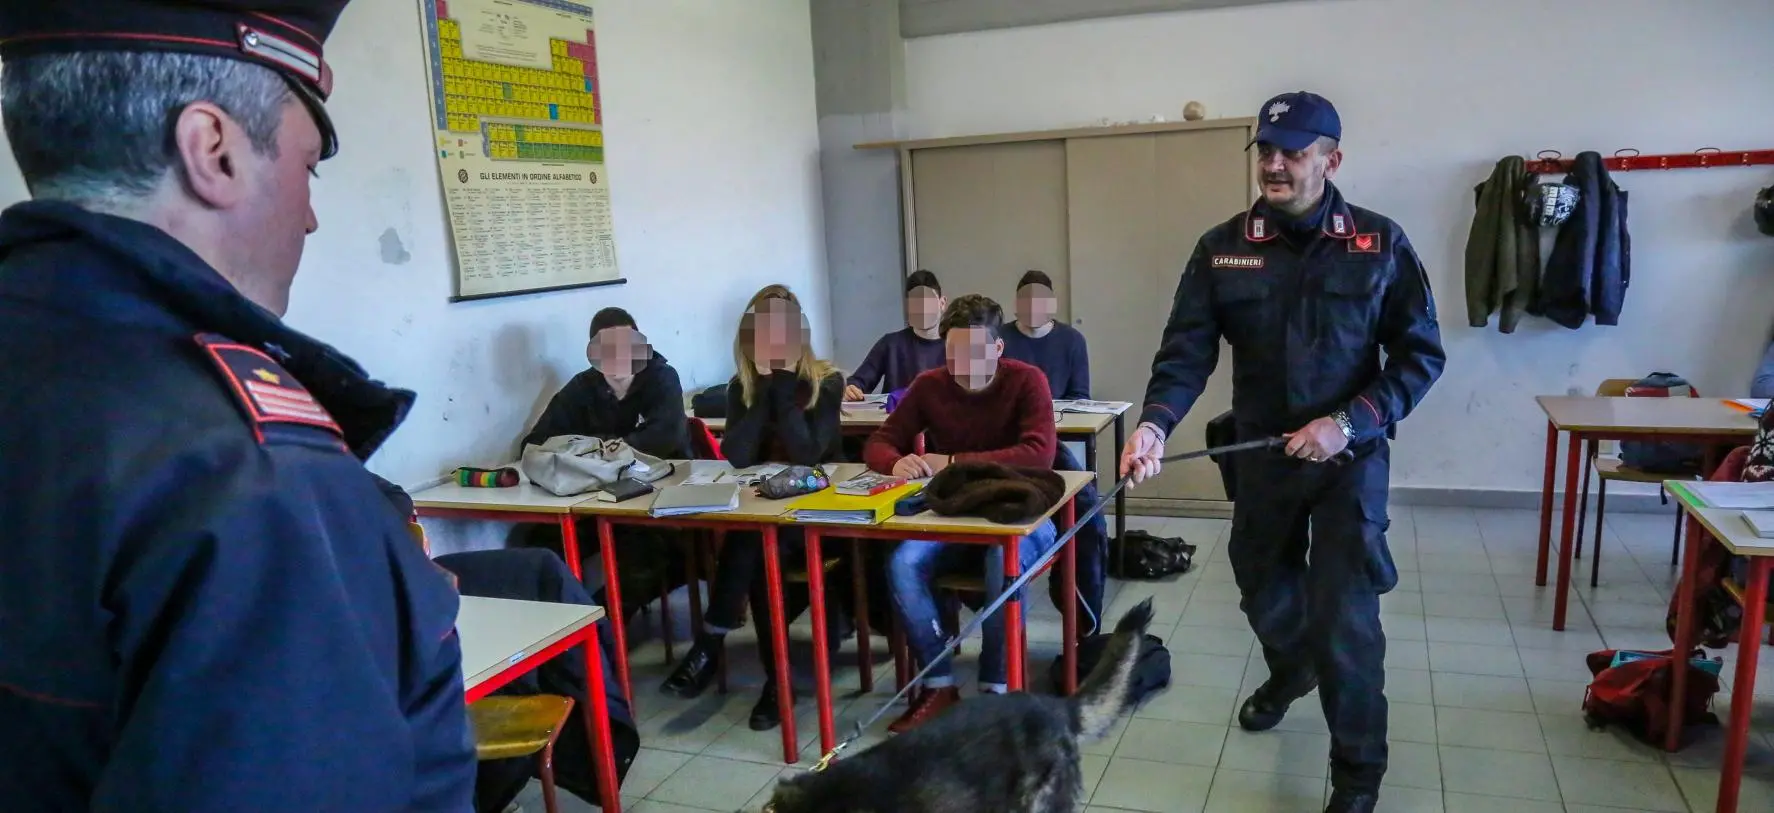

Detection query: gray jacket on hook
(1537, 151), (1631, 328)
(1464, 155), (1540, 333)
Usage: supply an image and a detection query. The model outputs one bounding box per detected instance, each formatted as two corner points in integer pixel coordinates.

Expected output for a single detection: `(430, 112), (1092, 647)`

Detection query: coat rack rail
(1524, 148), (1774, 175)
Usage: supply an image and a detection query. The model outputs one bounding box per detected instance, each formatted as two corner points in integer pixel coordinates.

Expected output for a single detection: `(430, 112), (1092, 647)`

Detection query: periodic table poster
(420, 0), (624, 301)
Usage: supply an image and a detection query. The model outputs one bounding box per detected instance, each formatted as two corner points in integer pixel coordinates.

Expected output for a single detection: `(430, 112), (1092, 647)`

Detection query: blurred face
(1256, 139), (1340, 215)
(905, 286), (945, 332)
(945, 325), (1003, 391)
(229, 101), (323, 316)
(586, 325), (651, 378)
(1015, 283), (1057, 328)
(741, 296), (810, 372)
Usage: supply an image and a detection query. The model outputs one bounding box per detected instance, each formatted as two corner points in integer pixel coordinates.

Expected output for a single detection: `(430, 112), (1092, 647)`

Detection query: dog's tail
(1067, 597), (1155, 742)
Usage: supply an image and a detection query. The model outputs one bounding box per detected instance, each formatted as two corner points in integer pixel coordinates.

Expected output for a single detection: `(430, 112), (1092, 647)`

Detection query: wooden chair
(1573, 379), (1702, 588)
(468, 695), (576, 813)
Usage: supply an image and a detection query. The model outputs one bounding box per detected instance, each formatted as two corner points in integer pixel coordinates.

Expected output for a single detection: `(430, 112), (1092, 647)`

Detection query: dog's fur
(922, 461), (1068, 524)
(747, 598), (1156, 813)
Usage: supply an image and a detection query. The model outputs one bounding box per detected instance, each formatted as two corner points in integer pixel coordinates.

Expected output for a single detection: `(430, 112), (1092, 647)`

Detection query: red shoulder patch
(1349, 232), (1382, 254)
(195, 334), (344, 440)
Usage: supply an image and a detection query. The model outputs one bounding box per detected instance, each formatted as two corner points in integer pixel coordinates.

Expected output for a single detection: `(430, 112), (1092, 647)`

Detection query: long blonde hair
(733, 284), (838, 408)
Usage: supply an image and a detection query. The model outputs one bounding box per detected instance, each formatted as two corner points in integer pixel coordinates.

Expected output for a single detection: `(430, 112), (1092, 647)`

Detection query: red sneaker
(887, 686), (961, 734)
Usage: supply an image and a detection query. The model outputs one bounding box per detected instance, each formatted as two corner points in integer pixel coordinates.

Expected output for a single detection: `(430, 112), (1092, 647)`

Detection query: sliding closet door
(1067, 127), (1251, 506)
(908, 141), (1070, 315)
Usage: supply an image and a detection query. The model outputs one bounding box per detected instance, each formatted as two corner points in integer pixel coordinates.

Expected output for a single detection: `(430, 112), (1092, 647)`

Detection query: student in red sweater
(863, 294), (1058, 732)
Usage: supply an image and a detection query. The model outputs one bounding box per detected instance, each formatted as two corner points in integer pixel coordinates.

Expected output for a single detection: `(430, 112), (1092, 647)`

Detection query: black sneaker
(1237, 671), (1318, 732)
(1324, 788), (1378, 813)
(660, 634), (723, 698)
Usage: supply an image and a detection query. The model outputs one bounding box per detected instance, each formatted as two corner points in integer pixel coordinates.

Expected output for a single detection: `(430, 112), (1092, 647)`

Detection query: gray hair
(1, 51), (293, 209)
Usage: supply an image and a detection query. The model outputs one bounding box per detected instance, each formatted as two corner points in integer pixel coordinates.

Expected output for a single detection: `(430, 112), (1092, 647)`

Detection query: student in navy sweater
(1001, 270), (1110, 635)
(844, 269), (948, 399)
(661, 285), (851, 732)
(1000, 270), (1091, 400)
(863, 295), (1059, 732)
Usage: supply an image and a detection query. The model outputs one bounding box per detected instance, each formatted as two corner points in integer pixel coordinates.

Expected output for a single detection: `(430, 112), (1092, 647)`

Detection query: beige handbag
(520, 435), (674, 497)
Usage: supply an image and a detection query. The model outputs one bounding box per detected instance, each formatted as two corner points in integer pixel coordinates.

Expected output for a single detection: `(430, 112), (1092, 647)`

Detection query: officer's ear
(173, 101), (252, 209)
(1319, 138), (1344, 180)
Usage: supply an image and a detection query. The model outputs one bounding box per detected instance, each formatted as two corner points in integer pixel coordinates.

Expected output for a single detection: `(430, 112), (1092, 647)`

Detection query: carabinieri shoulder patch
(195, 334), (344, 440)
(1211, 255), (1265, 269)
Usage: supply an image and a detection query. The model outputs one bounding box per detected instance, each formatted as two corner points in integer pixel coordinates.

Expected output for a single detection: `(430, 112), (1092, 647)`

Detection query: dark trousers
(703, 527), (853, 673)
(435, 549), (641, 813)
(1229, 442), (1397, 793)
(1048, 443), (1110, 635)
(520, 521), (687, 625)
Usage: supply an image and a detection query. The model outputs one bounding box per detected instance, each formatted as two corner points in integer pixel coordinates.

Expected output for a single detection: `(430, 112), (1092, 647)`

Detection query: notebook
(1053, 399), (1129, 415)
(649, 483), (740, 517)
(787, 482), (923, 525)
(1742, 510), (1774, 539)
(1686, 481), (1774, 510)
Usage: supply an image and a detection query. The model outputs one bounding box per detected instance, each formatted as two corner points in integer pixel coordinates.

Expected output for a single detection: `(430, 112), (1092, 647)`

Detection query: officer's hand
(893, 454), (933, 480)
(1119, 423), (1166, 484)
(843, 384), (866, 402)
(1284, 417), (1350, 463)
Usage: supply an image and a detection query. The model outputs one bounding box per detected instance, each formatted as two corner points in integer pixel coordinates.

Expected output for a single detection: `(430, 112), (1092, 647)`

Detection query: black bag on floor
(1109, 529), (1196, 580)
(1049, 629), (1171, 708)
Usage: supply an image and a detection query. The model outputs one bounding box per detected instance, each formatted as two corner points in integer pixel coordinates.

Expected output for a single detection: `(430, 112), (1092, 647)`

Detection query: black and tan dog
(749, 598), (1156, 813)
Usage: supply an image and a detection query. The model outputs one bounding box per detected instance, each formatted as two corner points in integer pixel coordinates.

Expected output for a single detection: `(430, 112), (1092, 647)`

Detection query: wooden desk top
(1666, 481), (1774, 557)
(1535, 396), (1758, 435)
(698, 409), (1118, 435)
(876, 470), (1097, 536)
(412, 474), (594, 515)
(457, 596), (602, 691)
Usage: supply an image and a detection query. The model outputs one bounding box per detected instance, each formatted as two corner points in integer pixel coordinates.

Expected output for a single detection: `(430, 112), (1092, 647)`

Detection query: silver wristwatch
(1330, 409), (1355, 441)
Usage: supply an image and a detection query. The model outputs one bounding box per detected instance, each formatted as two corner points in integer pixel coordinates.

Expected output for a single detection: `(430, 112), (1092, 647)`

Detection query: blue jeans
(888, 520), (1059, 689)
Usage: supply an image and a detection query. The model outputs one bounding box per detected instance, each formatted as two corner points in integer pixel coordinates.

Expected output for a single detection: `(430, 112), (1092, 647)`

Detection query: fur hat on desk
(923, 461), (1066, 524)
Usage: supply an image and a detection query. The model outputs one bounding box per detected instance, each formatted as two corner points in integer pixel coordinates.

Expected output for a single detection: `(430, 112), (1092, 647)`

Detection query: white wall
(900, 0), (1774, 497)
(0, 1), (828, 549)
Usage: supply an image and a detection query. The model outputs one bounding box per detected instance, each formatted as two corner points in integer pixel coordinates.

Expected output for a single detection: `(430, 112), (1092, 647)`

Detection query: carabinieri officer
(0, 2), (477, 810)
(1119, 91), (1445, 813)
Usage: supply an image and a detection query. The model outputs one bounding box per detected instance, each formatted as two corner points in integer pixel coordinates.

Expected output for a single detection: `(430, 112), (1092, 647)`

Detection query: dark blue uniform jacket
(1139, 184), (1445, 445)
(0, 201), (475, 811)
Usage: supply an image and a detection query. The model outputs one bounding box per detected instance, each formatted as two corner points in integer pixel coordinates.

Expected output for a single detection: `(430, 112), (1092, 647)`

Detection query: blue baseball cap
(1250, 91), (1341, 151)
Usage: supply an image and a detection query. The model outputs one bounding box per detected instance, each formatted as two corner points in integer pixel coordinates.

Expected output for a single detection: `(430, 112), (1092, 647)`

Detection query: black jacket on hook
(1537, 151), (1630, 328)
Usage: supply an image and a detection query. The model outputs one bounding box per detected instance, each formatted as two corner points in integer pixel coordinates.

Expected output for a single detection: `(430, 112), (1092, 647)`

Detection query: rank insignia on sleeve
(195, 334), (344, 440)
(1349, 232), (1381, 253)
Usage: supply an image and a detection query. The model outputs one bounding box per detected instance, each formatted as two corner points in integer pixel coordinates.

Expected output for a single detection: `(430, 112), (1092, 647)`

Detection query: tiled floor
(516, 506), (1774, 812)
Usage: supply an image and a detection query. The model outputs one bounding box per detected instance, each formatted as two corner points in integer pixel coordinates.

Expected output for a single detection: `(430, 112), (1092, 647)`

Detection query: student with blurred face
(861, 294), (1058, 732)
(523, 307), (688, 457)
(660, 285), (851, 732)
(844, 269), (947, 400)
(1000, 270), (1091, 401)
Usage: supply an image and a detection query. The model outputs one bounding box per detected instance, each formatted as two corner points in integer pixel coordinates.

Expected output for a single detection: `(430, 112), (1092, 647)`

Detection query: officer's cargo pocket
(1320, 268), (1384, 348)
(1360, 501), (1399, 594)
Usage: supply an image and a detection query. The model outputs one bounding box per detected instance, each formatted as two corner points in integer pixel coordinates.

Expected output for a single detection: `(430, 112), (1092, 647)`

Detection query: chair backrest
(1596, 378), (1637, 398)
(686, 417), (724, 461)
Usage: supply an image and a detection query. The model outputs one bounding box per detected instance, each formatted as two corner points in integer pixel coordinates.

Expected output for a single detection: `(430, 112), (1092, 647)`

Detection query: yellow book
(786, 481), (924, 526)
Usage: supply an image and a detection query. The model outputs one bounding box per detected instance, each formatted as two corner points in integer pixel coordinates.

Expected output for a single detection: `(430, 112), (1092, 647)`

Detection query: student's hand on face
(843, 384), (865, 401)
(892, 454), (933, 480)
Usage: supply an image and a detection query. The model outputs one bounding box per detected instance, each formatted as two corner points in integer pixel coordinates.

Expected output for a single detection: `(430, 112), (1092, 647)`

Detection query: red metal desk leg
(1005, 534), (1025, 691)
(1665, 511), (1705, 752)
(593, 517), (633, 705)
(1536, 421), (1559, 587)
(804, 528), (837, 754)
(1060, 501), (1079, 695)
(579, 625), (623, 813)
(760, 525), (799, 763)
(1717, 557), (1770, 813)
(1552, 432), (1583, 630)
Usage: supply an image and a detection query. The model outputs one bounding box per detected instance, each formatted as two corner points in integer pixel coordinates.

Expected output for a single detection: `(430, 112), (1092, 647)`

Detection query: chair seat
(1595, 457), (1699, 484)
(935, 557), (1056, 594)
(468, 695), (575, 761)
(1721, 578), (1774, 613)
(784, 556), (845, 583)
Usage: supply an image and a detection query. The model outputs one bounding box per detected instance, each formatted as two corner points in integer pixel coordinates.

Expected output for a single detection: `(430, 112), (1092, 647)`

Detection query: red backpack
(1582, 649), (1720, 747)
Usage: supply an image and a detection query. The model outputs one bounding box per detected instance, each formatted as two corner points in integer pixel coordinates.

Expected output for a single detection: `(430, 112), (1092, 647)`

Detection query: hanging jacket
(1464, 156), (1540, 333)
(1538, 152), (1631, 328)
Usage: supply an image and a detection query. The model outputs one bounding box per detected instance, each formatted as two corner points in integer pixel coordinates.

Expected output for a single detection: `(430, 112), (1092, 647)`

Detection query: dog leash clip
(811, 739), (851, 773)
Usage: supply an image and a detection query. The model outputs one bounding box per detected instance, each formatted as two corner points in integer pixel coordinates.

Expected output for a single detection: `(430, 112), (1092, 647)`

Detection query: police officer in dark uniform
(0, 2), (479, 810)
(1120, 92), (1445, 813)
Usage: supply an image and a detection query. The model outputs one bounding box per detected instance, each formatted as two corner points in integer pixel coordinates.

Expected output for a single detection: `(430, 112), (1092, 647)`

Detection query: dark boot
(1237, 670), (1318, 732)
(660, 633), (723, 698)
(1324, 787), (1378, 813)
(749, 681), (795, 731)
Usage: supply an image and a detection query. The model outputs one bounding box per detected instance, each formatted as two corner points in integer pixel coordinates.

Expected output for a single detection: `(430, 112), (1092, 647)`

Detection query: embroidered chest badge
(1349, 232), (1381, 254)
(1211, 255), (1265, 269)
(196, 334), (344, 439)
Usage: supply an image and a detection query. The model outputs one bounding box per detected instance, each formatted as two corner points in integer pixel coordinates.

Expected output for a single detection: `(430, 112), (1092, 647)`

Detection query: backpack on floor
(1617, 373), (1705, 473)
(1581, 648), (1720, 747)
(1049, 629), (1171, 708)
(1109, 529), (1196, 581)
